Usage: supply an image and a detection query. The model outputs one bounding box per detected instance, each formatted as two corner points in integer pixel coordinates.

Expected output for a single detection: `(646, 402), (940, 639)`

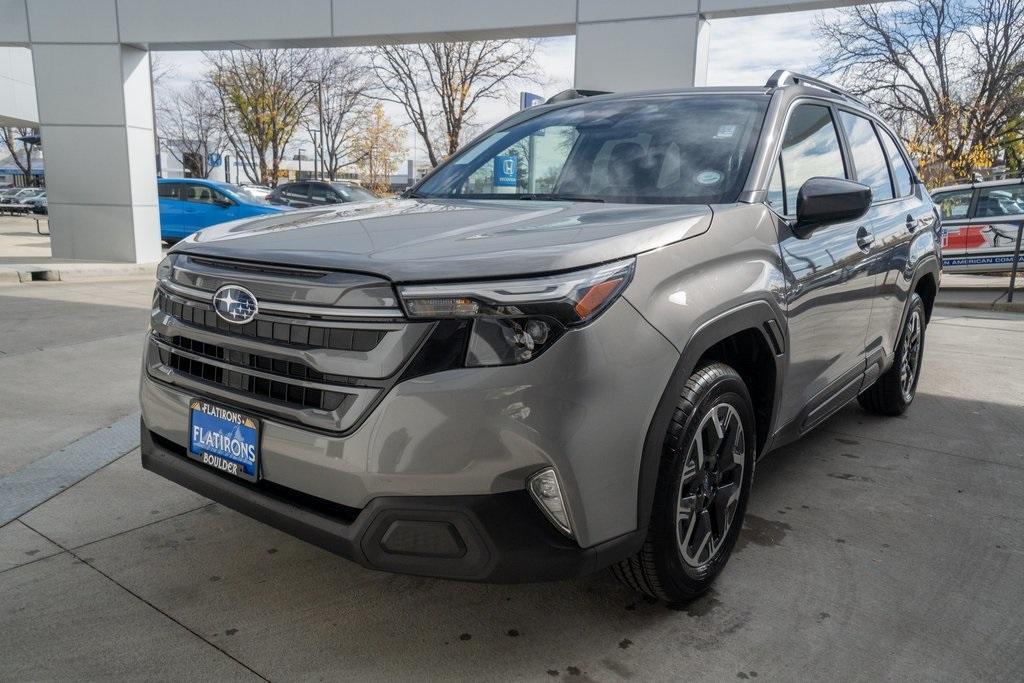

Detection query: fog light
(528, 468), (574, 538)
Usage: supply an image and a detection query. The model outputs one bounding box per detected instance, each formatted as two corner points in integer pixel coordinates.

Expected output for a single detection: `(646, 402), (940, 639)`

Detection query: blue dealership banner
(494, 155), (518, 188)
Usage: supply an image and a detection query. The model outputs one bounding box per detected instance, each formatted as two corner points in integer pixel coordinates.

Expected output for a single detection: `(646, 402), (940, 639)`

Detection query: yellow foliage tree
(354, 104), (407, 195)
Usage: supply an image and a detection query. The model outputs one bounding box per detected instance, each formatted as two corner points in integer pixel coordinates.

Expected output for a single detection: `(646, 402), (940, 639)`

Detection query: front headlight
(156, 254), (176, 281)
(397, 258), (635, 366)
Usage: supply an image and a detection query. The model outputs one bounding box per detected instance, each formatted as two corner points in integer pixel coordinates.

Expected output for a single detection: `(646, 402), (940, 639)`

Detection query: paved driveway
(1, 279), (1022, 681)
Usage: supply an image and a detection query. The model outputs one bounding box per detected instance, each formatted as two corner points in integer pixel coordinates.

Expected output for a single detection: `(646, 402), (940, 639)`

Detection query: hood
(172, 198), (712, 282)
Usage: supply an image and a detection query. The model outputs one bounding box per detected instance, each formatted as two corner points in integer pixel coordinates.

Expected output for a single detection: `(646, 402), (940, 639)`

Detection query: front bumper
(142, 297), (679, 549)
(142, 424), (642, 581)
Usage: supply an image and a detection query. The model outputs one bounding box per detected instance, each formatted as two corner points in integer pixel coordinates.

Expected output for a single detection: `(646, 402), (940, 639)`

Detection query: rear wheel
(858, 293), (926, 416)
(613, 362), (755, 603)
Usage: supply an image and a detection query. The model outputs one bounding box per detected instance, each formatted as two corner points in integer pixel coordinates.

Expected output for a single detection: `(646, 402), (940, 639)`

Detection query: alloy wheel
(899, 309), (923, 402)
(675, 403), (746, 568)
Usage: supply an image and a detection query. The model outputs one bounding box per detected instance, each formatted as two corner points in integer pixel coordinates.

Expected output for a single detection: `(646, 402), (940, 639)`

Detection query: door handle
(906, 214), (918, 232)
(856, 226), (874, 251)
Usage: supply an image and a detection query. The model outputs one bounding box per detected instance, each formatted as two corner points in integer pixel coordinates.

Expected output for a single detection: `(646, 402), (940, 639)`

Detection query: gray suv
(141, 71), (941, 602)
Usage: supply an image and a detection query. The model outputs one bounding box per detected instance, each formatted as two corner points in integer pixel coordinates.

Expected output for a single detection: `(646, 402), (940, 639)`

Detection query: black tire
(858, 293), (927, 416)
(613, 362), (755, 603)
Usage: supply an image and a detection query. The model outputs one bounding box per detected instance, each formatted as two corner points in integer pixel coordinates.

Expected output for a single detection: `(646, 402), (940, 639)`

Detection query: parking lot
(1, 274), (1021, 681)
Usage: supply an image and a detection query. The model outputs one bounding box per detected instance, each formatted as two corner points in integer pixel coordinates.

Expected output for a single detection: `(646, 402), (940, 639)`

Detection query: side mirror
(213, 197), (234, 208)
(795, 177), (871, 236)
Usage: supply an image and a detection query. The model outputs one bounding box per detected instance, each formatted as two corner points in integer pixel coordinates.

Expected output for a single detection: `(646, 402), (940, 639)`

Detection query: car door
(771, 102), (878, 430)
(836, 110), (928, 369)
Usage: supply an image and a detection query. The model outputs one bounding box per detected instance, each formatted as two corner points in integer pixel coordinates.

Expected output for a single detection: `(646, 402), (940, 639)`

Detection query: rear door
(836, 110), (926, 365)
(772, 102), (877, 430)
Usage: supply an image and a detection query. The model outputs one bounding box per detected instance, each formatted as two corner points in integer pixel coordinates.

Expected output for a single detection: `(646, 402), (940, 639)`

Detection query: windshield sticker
(715, 125), (737, 139)
(696, 170), (724, 185)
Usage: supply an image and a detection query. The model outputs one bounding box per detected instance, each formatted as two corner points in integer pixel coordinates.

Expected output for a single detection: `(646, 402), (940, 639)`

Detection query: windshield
(331, 183), (378, 202)
(415, 94), (768, 204)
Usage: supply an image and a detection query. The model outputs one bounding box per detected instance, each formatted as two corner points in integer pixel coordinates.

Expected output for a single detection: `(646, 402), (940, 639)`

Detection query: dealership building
(0, 0), (861, 263)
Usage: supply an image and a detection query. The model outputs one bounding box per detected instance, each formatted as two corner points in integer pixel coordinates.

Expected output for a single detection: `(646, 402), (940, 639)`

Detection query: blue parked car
(158, 178), (287, 242)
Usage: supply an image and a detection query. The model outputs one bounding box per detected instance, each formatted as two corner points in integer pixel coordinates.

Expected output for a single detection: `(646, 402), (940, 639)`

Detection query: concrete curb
(0, 262), (156, 284)
(935, 300), (1024, 314)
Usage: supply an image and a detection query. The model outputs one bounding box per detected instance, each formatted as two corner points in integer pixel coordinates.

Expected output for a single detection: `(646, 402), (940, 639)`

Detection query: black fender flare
(635, 299), (786, 532)
(907, 255), (941, 323)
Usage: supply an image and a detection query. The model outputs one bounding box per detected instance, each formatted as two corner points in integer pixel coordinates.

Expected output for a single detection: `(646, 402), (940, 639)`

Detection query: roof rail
(766, 70), (864, 104)
(545, 88), (611, 104)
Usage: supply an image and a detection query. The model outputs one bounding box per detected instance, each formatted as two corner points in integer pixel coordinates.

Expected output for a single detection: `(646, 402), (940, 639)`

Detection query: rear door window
(879, 130), (914, 197)
(931, 189), (974, 220)
(281, 183), (309, 202)
(838, 111), (894, 202)
(309, 184), (338, 204)
(158, 184), (182, 200)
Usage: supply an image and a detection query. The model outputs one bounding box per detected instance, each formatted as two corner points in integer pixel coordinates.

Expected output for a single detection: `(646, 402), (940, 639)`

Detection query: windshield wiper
(516, 194), (605, 203)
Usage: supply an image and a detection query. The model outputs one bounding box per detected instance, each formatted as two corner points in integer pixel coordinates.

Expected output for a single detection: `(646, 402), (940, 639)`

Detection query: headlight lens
(156, 254), (175, 281)
(398, 259), (634, 367)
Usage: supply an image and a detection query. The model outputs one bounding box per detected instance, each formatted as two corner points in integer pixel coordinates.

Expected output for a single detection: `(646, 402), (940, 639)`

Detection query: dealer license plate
(188, 399), (260, 482)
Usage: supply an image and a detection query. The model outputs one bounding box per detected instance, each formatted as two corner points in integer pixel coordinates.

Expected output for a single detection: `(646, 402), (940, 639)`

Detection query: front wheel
(613, 362), (755, 603)
(858, 293), (927, 416)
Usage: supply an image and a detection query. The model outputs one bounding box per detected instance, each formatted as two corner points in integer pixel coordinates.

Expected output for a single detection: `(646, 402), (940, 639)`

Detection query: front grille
(166, 335), (355, 385)
(147, 260), (431, 433)
(156, 343), (349, 412)
(155, 291), (388, 352)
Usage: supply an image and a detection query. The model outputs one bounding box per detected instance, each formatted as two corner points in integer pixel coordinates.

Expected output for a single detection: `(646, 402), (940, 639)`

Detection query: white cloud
(708, 9), (842, 86)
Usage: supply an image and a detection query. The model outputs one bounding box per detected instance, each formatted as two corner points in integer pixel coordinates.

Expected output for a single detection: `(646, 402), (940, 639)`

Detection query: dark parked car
(266, 180), (380, 208)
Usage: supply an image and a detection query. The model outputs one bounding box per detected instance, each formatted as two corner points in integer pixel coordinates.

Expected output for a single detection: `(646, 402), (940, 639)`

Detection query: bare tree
(157, 82), (224, 178)
(367, 40), (540, 167)
(817, 0), (1024, 184)
(206, 49), (315, 185)
(305, 49), (371, 180)
(0, 127), (38, 185)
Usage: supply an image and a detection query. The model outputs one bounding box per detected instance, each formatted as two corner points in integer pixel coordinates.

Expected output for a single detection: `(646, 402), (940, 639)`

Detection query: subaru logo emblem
(213, 285), (259, 324)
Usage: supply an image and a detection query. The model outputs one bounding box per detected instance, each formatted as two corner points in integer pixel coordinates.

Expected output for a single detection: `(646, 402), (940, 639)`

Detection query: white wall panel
(578, 0), (699, 23)
(332, 0), (575, 40)
(26, 0), (119, 43)
(32, 45), (125, 126)
(575, 16), (706, 91)
(117, 0), (333, 44)
(0, 0), (29, 43)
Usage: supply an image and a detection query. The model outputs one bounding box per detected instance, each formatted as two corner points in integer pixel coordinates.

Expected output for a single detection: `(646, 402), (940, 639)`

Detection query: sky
(158, 8), (841, 162)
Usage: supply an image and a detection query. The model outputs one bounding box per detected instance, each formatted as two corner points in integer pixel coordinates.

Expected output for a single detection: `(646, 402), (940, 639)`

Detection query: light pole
(309, 129), (320, 181)
(304, 79), (327, 180)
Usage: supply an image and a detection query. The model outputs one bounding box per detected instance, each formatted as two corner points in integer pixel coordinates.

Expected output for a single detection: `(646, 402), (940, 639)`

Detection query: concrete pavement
(1, 278), (1022, 681)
